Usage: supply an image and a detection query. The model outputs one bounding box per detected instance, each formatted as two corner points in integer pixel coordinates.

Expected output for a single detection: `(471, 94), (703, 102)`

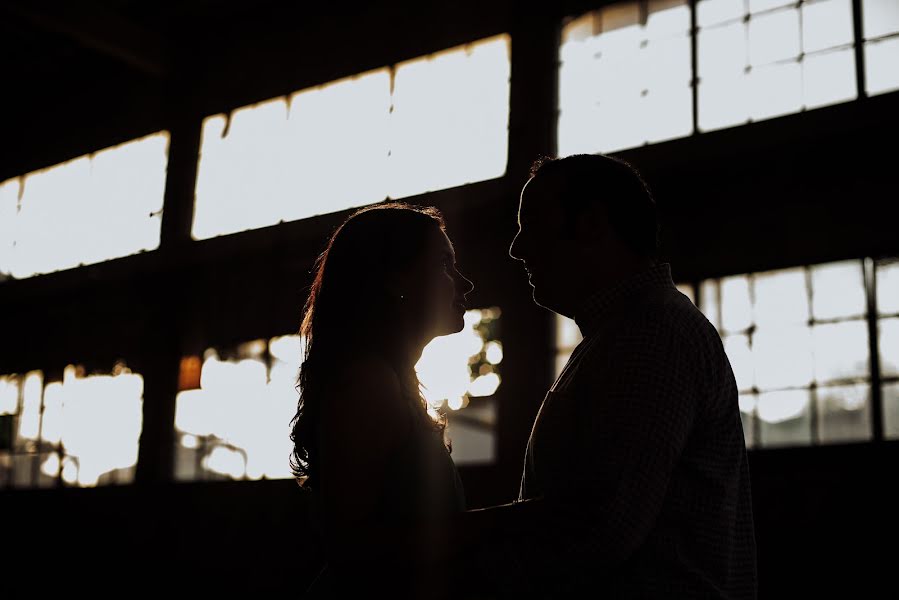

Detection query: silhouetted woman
(289, 202), (474, 598)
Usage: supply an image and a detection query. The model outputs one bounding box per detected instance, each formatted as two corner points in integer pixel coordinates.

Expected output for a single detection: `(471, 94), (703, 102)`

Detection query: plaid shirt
(512, 261), (757, 599)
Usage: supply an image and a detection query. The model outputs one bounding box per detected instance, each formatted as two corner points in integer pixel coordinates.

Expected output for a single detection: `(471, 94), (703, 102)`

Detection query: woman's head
(290, 202), (473, 487)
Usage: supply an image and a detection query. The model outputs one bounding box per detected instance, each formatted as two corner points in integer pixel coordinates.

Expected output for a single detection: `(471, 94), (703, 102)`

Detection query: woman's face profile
(408, 227), (473, 340)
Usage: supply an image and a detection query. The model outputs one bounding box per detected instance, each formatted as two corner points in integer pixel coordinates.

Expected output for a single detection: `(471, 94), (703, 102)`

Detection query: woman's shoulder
(325, 354), (412, 433)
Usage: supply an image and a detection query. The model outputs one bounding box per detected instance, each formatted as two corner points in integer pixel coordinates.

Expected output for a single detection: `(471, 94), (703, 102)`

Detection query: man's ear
(574, 203), (608, 249)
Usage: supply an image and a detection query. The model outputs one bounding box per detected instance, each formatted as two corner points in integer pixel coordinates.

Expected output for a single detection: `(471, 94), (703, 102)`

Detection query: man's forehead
(519, 175), (563, 217)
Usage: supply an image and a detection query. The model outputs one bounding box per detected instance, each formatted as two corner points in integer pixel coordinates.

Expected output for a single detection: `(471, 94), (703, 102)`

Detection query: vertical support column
(495, 15), (560, 484)
(135, 95), (202, 485)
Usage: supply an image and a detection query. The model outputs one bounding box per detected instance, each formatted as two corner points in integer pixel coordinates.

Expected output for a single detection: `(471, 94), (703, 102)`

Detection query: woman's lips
(453, 300), (467, 312)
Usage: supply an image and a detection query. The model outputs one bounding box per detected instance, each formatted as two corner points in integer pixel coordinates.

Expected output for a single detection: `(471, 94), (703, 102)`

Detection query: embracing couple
(291, 153), (757, 599)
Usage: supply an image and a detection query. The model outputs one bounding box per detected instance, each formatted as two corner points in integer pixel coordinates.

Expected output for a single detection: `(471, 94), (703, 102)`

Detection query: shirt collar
(573, 262), (676, 338)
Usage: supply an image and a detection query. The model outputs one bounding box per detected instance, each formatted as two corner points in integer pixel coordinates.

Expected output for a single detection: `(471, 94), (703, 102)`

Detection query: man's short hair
(529, 154), (660, 259)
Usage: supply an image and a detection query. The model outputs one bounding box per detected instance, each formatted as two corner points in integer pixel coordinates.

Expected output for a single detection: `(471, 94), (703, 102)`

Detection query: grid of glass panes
(876, 258), (899, 439)
(699, 259), (873, 448)
(0, 363), (144, 489)
(0, 132), (169, 281)
(862, 0), (899, 95)
(550, 261), (899, 448)
(697, 0), (858, 131)
(174, 308), (502, 480)
(559, 0), (694, 155)
(191, 34), (510, 240)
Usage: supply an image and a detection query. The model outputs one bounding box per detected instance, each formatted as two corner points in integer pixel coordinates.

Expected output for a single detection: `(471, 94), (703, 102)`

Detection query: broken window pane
(0, 363), (143, 489)
(193, 71), (391, 240)
(176, 309), (502, 479)
(817, 383), (871, 443)
(558, 0), (692, 154)
(192, 35), (510, 240)
(0, 133), (168, 280)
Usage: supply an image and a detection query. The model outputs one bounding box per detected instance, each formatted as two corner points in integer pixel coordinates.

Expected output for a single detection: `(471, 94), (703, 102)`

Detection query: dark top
(305, 403), (465, 598)
(512, 262), (757, 598)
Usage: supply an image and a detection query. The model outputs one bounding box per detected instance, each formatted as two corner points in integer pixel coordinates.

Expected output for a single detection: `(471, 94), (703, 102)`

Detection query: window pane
(389, 35), (510, 199)
(698, 21), (748, 78)
(1, 133), (168, 279)
(748, 8), (801, 67)
(698, 73), (751, 131)
(697, 0), (745, 28)
(700, 279), (721, 332)
(864, 36), (899, 96)
(749, 0), (794, 12)
(862, 0), (899, 40)
(192, 71), (391, 240)
(739, 392), (757, 447)
(721, 275), (753, 333)
(877, 259), (899, 316)
(802, 0), (854, 54)
(754, 267), (808, 327)
(646, 0), (692, 37)
(175, 344), (292, 481)
(812, 321), (870, 383)
(817, 383), (871, 443)
(811, 260), (866, 320)
(556, 313), (583, 352)
(879, 318), (899, 377)
(747, 60), (803, 120)
(193, 35), (510, 240)
(884, 382), (899, 439)
(754, 326), (814, 389)
(802, 47), (858, 109)
(559, 1), (692, 154)
(2, 365), (143, 489)
(676, 283), (696, 304)
(724, 334), (755, 391)
(758, 389), (812, 446)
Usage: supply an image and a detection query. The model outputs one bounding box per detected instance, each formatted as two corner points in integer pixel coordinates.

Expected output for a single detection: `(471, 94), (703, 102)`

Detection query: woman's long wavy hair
(289, 202), (448, 490)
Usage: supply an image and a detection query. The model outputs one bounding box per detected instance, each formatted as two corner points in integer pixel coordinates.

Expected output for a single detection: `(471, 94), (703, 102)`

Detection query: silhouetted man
(465, 154), (757, 599)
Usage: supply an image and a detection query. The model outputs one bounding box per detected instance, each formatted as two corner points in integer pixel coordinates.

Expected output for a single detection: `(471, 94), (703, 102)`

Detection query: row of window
(0, 308), (502, 488)
(557, 257), (899, 448)
(2, 0), (897, 280)
(4, 256), (897, 489)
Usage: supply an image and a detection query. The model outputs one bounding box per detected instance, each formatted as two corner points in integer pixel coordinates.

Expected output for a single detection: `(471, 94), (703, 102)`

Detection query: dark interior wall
(2, 1), (897, 596)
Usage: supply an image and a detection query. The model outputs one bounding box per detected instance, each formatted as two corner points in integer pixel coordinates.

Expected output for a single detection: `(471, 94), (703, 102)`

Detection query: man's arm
(455, 313), (704, 587)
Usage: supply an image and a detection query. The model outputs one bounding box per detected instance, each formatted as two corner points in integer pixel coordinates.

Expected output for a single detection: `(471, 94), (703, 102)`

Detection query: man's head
(509, 154), (660, 318)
